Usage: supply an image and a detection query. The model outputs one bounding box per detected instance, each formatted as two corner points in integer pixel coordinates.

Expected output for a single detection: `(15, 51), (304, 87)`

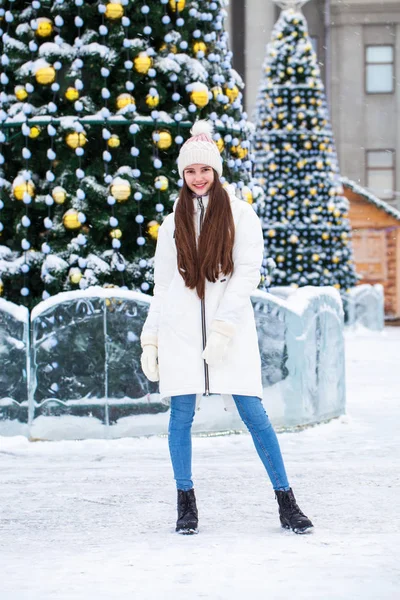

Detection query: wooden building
(342, 178), (400, 319)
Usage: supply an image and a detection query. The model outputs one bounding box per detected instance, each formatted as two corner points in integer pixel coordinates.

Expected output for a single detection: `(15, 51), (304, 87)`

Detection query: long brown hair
(174, 172), (235, 299)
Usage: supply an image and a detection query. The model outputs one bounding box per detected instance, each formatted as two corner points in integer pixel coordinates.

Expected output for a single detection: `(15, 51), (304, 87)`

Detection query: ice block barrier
(343, 284), (384, 331)
(0, 285), (346, 440)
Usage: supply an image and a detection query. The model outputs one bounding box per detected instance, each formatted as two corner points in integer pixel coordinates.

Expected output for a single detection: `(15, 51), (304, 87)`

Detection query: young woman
(140, 121), (313, 535)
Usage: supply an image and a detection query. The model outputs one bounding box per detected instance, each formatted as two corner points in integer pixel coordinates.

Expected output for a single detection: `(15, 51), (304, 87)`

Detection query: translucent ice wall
(0, 286), (346, 440)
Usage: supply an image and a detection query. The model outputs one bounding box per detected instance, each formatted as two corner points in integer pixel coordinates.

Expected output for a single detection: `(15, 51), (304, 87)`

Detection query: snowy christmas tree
(253, 2), (357, 292)
(0, 0), (257, 307)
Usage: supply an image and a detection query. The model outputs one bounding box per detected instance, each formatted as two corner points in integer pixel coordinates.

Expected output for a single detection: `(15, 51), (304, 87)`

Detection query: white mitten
(140, 345), (159, 382)
(202, 319), (235, 367)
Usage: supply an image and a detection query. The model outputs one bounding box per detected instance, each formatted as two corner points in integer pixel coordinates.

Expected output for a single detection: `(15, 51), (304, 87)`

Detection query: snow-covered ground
(1, 327), (399, 600)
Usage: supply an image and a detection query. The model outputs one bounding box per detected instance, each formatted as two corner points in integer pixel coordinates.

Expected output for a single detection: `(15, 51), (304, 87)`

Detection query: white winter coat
(140, 186), (264, 403)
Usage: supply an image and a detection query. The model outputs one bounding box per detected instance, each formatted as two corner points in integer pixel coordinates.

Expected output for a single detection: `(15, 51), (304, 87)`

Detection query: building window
(365, 45), (394, 93)
(366, 150), (395, 200)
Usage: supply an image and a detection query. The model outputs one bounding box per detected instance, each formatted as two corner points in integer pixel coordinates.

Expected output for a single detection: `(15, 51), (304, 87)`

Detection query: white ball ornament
(156, 203), (164, 212)
(132, 168), (141, 178)
(48, 124), (56, 136)
(110, 217), (118, 227)
(143, 26), (152, 35)
(103, 151), (112, 162)
(22, 148), (31, 160)
(74, 101), (83, 111)
(112, 239), (121, 249)
(107, 196), (116, 205)
(46, 171), (55, 182)
(122, 17), (130, 26)
(21, 287), (30, 297)
(77, 189), (85, 200)
(116, 263), (125, 272)
(137, 237), (145, 246)
(76, 147), (84, 157)
(135, 215), (144, 223)
(139, 259), (147, 268)
(44, 217), (53, 229)
(125, 81), (134, 91)
(76, 234), (86, 246)
(76, 168), (85, 179)
(78, 257), (87, 269)
(104, 174), (113, 184)
(134, 192), (143, 201)
(42, 243), (51, 254)
(55, 16), (64, 26)
(45, 195), (54, 206)
(99, 25), (108, 36)
(21, 239), (30, 250)
(21, 263), (30, 274)
(22, 216), (31, 227)
(141, 282), (150, 292)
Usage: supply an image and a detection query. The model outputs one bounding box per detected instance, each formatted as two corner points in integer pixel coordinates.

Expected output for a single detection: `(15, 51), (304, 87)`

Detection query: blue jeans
(168, 394), (290, 492)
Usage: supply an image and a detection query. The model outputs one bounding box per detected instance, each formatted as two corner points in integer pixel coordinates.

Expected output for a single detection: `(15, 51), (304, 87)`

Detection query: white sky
(1, 327), (399, 599)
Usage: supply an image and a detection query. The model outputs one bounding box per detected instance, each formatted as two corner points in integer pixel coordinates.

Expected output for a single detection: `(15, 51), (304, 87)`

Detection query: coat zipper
(197, 196), (210, 396)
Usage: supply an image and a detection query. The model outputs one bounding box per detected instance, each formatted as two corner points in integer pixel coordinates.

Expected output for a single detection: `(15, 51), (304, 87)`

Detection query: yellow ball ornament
(110, 229), (122, 239)
(169, 0), (186, 11)
(35, 66), (56, 85)
(289, 234), (299, 244)
(13, 179), (35, 201)
(216, 137), (224, 153)
(322, 232), (330, 240)
(312, 254), (320, 262)
(146, 93), (159, 108)
(242, 187), (253, 204)
(63, 209), (81, 230)
(155, 176), (169, 191)
(193, 41), (207, 54)
(116, 93), (135, 110)
(69, 268), (83, 284)
(29, 126), (41, 139)
(110, 178), (131, 202)
(36, 18), (53, 38)
(15, 86), (28, 101)
(231, 145), (247, 159)
(224, 85), (239, 103)
(153, 130), (172, 150)
(267, 229), (276, 238)
(52, 186), (67, 204)
(65, 132), (87, 149)
(212, 86), (223, 100)
(134, 52), (152, 74)
(147, 220), (160, 240)
(108, 135), (120, 148)
(65, 87), (79, 101)
(0, 280), (3, 295)
(190, 86), (209, 108)
(105, 2), (124, 20)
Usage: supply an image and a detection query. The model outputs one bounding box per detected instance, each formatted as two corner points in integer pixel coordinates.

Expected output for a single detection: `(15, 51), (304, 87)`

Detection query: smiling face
(183, 164), (215, 196)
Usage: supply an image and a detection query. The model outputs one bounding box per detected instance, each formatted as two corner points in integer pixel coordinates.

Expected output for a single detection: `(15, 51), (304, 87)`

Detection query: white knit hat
(177, 120), (223, 177)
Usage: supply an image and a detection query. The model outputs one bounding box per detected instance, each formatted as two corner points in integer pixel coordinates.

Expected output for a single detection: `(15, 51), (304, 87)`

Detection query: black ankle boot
(176, 489), (198, 535)
(275, 488), (313, 534)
